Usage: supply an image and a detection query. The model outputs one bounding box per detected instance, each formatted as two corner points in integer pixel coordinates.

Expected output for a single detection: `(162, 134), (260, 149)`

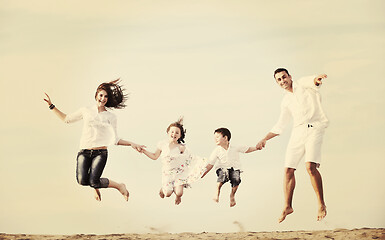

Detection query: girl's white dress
(157, 140), (207, 192)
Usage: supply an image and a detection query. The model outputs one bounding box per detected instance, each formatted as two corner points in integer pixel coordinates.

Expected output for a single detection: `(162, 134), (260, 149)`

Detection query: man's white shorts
(284, 124), (326, 169)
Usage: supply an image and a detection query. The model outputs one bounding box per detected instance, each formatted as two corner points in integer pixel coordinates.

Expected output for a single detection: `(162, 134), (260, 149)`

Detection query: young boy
(201, 128), (258, 207)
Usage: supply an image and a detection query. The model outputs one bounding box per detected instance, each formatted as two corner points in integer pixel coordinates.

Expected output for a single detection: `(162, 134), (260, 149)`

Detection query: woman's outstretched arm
(117, 139), (146, 152)
(43, 93), (67, 122)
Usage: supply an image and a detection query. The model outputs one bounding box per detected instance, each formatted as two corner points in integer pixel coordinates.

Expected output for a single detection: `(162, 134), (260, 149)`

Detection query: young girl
(141, 118), (207, 205)
(44, 79), (144, 202)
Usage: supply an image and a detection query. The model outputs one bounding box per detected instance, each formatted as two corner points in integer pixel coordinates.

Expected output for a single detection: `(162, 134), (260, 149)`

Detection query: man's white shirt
(271, 75), (329, 134)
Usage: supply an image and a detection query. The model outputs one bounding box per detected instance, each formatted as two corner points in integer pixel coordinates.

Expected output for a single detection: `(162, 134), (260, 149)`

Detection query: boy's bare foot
(213, 195), (219, 203)
(159, 189), (165, 198)
(230, 196), (236, 207)
(118, 183), (129, 201)
(278, 206), (294, 223)
(175, 196), (182, 205)
(317, 205), (327, 221)
(94, 189), (101, 201)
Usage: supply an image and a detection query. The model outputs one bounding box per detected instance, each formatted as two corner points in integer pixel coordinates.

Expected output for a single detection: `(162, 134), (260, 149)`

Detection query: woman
(44, 79), (144, 202)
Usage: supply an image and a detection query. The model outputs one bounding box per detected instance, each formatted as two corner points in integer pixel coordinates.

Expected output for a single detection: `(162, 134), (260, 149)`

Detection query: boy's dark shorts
(216, 167), (241, 187)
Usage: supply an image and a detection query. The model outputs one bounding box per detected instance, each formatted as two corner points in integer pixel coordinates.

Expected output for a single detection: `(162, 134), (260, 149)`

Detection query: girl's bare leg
(174, 185), (184, 205)
(159, 188), (165, 198)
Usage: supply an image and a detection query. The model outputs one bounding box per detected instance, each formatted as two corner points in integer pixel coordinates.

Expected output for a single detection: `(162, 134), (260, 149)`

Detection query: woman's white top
(64, 105), (120, 149)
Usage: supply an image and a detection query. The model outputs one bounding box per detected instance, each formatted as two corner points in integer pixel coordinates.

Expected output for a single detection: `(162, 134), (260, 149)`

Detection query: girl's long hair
(167, 117), (186, 144)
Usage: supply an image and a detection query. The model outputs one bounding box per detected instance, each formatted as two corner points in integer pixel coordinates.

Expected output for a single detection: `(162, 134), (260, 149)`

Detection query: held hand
(132, 144), (146, 153)
(256, 139), (266, 150)
(201, 164), (212, 178)
(43, 93), (52, 105)
(138, 145), (147, 153)
(314, 74), (327, 86)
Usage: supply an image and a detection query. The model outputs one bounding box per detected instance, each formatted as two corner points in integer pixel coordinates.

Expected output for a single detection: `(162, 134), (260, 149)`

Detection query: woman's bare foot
(118, 183), (129, 201)
(278, 206), (294, 223)
(94, 189), (102, 201)
(317, 205), (327, 221)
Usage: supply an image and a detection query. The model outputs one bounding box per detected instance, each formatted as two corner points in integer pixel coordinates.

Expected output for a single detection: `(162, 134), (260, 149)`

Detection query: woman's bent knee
(77, 176), (90, 186)
(90, 178), (109, 188)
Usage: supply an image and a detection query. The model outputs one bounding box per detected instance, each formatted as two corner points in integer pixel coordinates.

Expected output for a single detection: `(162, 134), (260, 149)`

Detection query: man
(256, 68), (329, 223)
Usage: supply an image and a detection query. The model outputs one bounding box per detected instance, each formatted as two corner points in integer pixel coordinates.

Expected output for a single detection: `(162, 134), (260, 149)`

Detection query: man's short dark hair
(214, 128), (231, 141)
(274, 68), (290, 78)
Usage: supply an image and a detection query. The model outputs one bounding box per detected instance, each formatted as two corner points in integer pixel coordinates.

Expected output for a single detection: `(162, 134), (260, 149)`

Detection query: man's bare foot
(118, 183), (129, 201)
(230, 196), (236, 207)
(94, 189), (101, 201)
(278, 207), (294, 223)
(317, 205), (327, 221)
(175, 196), (182, 205)
(159, 189), (165, 198)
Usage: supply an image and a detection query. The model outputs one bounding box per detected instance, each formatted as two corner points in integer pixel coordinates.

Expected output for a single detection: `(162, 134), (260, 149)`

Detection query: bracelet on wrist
(49, 104), (55, 110)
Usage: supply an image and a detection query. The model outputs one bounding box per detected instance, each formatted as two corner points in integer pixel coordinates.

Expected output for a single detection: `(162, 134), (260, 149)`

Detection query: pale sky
(0, 0), (384, 235)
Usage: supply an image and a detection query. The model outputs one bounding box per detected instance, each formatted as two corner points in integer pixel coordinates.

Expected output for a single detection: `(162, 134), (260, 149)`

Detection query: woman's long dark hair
(95, 79), (128, 109)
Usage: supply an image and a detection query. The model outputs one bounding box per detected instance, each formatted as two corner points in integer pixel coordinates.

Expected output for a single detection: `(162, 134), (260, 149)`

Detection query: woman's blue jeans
(76, 149), (109, 188)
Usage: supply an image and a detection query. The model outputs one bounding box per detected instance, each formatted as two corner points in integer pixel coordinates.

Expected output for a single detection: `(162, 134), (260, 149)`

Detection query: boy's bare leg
(174, 185), (184, 205)
(230, 185), (239, 207)
(279, 168), (295, 223)
(108, 180), (129, 201)
(214, 182), (224, 203)
(94, 188), (102, 201)
(306, 162), (327, 221)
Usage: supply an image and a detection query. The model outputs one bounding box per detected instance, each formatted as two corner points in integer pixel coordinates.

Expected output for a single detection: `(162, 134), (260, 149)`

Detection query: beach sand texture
(1, 228), (384, 240)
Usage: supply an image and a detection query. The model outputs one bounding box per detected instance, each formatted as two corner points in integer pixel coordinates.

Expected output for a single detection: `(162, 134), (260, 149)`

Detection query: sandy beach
(1, 228), (384, 240)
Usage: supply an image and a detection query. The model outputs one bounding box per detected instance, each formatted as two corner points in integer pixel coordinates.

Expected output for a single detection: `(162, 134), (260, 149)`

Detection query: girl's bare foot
(175, 195), (182, 205)
(159, 188), (165, 198)
(94, 189), (102, 201)
(278, 206), (294, 223)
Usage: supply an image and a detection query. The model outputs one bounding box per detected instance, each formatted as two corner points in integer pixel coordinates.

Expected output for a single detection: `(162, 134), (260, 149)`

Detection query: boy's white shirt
(208, 143), (249, 171)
